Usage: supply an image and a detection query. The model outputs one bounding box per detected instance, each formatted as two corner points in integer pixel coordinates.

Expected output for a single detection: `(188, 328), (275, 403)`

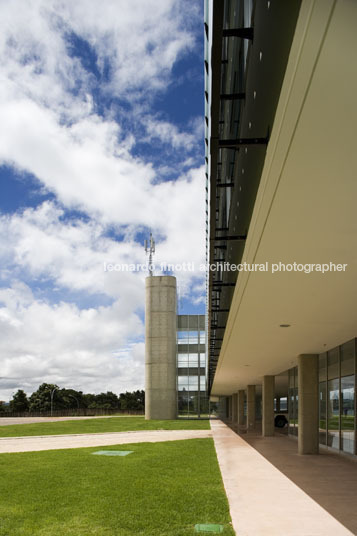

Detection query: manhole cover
(91, 450), (133, 456)
(195, 524), (224, 533)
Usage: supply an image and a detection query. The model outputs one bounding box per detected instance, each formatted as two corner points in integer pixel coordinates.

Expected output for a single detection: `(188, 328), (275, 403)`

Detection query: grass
(0, 416), (210, 438)
(319, 416), (355, 431)
(0, 439), (234, 536)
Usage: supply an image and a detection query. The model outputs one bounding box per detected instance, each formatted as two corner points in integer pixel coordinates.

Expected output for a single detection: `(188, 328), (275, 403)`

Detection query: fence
(0, 408), (144, 418)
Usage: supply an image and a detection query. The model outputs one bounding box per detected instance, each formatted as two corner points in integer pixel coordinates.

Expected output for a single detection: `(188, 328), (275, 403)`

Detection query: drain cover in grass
(92, 450), (133, 456)
(195, 524), (224, 533)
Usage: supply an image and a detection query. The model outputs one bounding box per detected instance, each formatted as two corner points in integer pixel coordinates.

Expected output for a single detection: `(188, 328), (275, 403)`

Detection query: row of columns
(225, 354), (319, 455)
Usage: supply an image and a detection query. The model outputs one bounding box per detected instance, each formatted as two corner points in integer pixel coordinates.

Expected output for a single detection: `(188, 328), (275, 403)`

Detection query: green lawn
(320, 415), (355, 431)
(0, 439), (234, 536)
(0, 417), (210, 438)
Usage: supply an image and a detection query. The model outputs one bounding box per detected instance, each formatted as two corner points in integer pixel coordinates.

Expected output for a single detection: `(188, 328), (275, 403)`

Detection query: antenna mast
(144, 232), (155, 276)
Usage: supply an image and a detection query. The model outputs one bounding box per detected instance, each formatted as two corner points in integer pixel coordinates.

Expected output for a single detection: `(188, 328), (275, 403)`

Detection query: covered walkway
(211, 420), (357, 536)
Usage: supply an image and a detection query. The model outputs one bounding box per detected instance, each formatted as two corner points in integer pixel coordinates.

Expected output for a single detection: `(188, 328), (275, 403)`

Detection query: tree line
(0, 383), (145, 413)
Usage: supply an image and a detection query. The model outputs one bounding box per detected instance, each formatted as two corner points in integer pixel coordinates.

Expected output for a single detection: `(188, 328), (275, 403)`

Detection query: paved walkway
(211, 420), (355, 536)
(0, 429), (212, 453)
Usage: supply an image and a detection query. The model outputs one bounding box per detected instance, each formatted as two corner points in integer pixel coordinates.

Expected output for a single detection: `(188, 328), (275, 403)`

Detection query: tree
(59, 389), (84, 409)
(9, 390), (29, 412)
(28, 383), (59, 412)
(119, 390), (144, 411)
(93, 391), (119, 409)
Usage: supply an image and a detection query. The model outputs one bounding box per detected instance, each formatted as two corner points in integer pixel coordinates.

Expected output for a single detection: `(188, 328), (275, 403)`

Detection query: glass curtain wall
(177, 315), (207, 417)
(288, 366), (298, 436)
(319, 339), (356, 455)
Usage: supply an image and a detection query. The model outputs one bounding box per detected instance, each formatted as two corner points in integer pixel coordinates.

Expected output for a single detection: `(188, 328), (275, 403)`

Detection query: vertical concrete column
(145, 275), (177, 420)
(228, 396), (233, 421)
(232, 393), (238, 422)
(298, 354), (319, 454)
(247, 385), (256, 430)
(262, 376), (275, 437)
(238, 390), (245, 426)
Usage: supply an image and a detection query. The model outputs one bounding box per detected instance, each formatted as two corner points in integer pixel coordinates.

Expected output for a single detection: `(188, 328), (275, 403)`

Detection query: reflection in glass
(177, 314), (206, 418)
(341, 375), (354, 454)
(327, 378), (340, 449)
(341, 340), (355, 377)
(328, 347), (339, 380)
(288, 367), (298, 436)
(319, 381), (327, 445)
(280, 397), (287, 411)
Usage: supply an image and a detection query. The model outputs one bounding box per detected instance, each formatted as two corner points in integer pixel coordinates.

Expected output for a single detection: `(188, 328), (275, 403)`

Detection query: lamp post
(50, 388), (58, 417)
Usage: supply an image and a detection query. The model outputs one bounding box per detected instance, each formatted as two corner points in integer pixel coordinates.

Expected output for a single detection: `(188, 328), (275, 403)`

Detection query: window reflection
(327, 378), (340, 449)
(319, 381), (327, 445)
(341, 375), (354, 454)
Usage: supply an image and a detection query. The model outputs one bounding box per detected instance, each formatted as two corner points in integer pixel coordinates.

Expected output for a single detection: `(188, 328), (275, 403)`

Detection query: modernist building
(205, 0), (357, 456)
(145, 277), (207, 419)
(177, 314), (207, 417)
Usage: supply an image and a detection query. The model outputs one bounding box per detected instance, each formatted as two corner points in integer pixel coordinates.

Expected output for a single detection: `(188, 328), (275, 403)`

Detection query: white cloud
(0, 0), (205, 400)
(143, 116), (197, 150)
(0, 282), (145, 400)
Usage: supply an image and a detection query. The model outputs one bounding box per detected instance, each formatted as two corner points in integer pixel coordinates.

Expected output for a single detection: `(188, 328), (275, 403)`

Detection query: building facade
(145, 277), (208, 419)
(205, 0), (357, 456)
(177, 314), (208, 417)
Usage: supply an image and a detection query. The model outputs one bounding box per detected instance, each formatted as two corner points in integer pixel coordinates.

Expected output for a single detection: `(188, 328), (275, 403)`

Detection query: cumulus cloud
(0, 282), (145, 400)
(0, 0), (205, 400)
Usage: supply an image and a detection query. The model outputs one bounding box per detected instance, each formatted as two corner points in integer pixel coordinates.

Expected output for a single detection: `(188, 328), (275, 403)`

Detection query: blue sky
(0, 0), (205, 400)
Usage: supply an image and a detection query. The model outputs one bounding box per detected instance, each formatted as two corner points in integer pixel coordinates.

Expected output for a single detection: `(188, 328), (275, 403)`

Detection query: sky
(0, 0), (206, 401)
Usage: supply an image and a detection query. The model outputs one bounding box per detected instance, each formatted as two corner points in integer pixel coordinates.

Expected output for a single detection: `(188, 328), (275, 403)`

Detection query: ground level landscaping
(0, 416), (210, 438)
(0, 438), (234, 536)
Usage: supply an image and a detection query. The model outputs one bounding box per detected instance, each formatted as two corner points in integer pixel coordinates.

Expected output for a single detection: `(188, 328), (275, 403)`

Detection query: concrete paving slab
(211, 420), (354, 536)
(0, 429), (212, 453)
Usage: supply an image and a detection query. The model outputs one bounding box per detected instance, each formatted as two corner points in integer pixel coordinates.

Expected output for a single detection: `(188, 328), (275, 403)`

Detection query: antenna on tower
(144, 232), (155, 276)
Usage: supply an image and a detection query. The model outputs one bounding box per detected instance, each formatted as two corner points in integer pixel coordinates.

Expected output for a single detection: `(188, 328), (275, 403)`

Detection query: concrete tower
(145, 275), (177, 420)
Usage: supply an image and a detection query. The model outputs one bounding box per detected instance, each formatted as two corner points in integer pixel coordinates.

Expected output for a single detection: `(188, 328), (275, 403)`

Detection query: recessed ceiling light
(280, 324), (290, 328)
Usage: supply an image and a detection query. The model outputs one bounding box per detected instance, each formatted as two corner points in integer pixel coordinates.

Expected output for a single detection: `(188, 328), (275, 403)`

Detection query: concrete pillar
(232, 393), (238, 422)
(145, 275), (177, 420)
(247, 385), (256, 430)
(298, 354), (319, 454)
(238, 390), (245, 426)
(262, 376), (275, 437)
(228, 396), (233, 421)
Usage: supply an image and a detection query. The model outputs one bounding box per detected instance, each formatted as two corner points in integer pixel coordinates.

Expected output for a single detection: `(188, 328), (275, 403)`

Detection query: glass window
(177, 331), (189, 344)
(341, 375), (355, 454)
(341, 339), (355, 377)
(280, 397), (287, 411)
(178, 376), (190, 389)
(177, 315), (206, 418)
(177, 354), (189, 367)
(188, 353), (199, 367)
(328, 347), (339, 380)
(188, 377), (199, 390)
(319, 381), (327, 445)
(319, 353), (327, 382)
(327, 378), (340, 449)
(288, 367), (298, 436)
